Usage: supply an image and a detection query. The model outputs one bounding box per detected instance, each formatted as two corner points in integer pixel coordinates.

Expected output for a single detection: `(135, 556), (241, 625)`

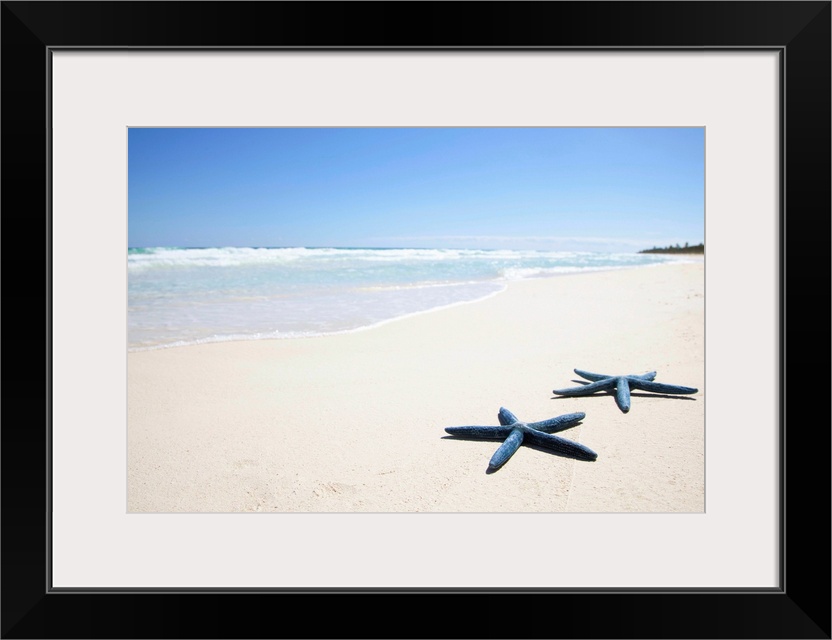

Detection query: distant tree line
(639, 242), (704, 254)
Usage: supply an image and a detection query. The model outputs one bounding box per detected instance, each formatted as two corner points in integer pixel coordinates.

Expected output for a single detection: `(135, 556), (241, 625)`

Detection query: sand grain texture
(128, 262), (704, 513)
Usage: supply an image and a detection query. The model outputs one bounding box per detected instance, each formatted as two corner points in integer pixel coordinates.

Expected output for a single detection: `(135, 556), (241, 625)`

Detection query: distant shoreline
(639, 243), (704, 255)
(643, 250), (704, 255)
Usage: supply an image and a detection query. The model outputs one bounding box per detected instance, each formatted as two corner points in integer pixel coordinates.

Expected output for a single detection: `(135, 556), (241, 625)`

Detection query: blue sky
(128, 127), (704, 252)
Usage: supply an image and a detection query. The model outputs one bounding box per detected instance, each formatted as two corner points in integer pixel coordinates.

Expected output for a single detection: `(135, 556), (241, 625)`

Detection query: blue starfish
(444, 407), (597, 471)
(552, 368), (698, 413)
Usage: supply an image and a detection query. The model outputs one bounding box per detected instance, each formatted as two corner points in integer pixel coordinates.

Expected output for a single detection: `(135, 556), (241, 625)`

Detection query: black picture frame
(2, 2), (829, 638)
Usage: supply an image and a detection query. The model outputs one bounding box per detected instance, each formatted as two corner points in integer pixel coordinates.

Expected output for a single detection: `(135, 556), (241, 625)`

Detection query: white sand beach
(127, 260), (704, 513)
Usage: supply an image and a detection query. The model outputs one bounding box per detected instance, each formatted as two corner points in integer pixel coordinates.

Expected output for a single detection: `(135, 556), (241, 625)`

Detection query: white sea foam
(126, 246), (623, 270)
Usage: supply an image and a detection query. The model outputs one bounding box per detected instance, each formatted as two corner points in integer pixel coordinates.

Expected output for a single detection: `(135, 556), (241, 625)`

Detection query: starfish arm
(573, 369), (610, 382)
(552, 378), (616, 396)
(520, 427), (598, 461)
(615, 377), (631, 413)
(629, 379), (698, 395)
(497, 407), (520, 426)
(575, 368), (657, 382)
(527, 412), (586, 433)
(444, 425), (514, 440)
(488, 428), (524, 470)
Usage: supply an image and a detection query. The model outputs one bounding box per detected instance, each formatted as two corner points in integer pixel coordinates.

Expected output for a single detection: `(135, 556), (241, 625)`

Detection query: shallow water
(128, 246), (691, 349)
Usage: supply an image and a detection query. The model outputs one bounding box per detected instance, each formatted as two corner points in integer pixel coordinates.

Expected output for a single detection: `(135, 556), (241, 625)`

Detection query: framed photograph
(3, 2), (829, 638)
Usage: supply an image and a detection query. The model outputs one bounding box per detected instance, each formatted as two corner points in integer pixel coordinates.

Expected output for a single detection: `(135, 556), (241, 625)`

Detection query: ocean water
(128, 247), (692, 350)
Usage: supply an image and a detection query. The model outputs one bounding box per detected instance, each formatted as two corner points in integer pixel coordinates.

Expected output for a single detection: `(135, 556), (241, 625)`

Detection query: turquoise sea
(128, 246), (695, 350)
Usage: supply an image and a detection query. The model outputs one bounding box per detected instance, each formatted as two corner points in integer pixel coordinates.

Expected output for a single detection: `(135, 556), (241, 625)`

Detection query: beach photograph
(127, 127), (705, 513)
